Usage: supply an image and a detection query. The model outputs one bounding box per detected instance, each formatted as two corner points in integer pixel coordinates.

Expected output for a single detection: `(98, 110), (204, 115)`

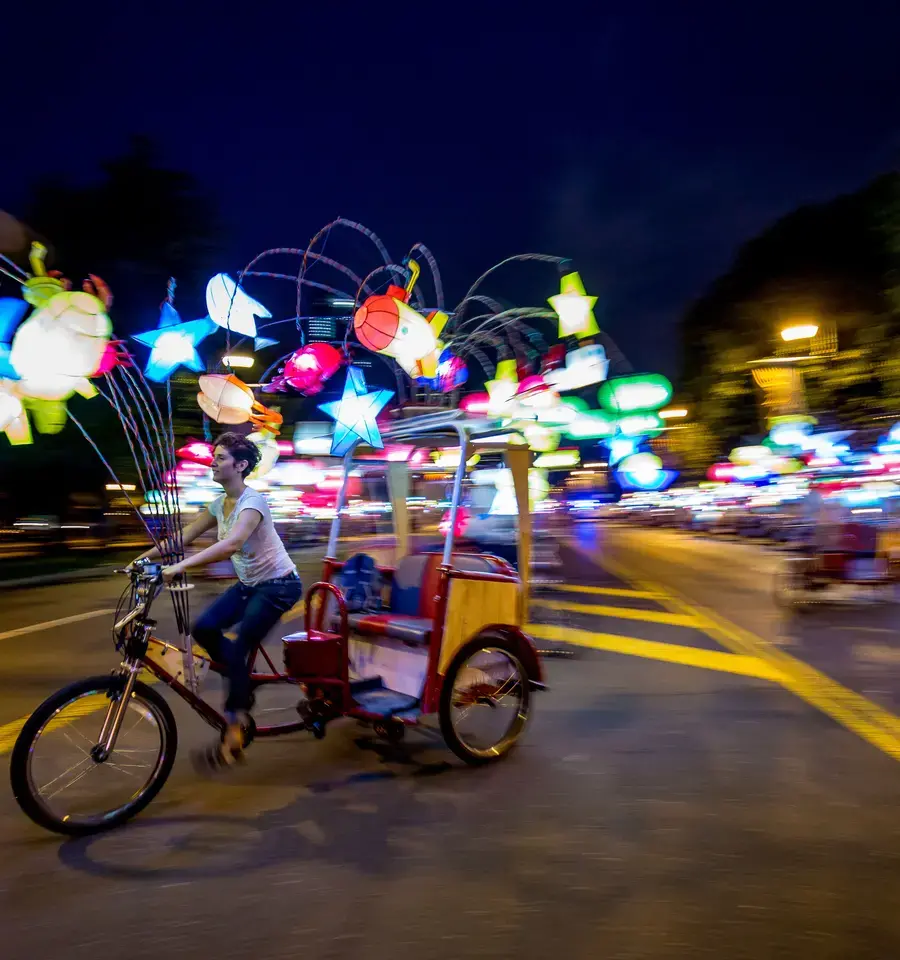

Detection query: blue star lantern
(133, 303), (217, 382)
(319, 366), (394, 457)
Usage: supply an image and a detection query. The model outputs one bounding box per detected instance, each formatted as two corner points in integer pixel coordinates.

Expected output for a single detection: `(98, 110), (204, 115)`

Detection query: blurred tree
(681, 173), (900, 452)
(22, 134), (223, 326)
(0, 137), (225, 520)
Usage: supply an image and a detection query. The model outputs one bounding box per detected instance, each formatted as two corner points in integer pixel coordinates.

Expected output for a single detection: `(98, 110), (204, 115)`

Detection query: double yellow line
(600, 552), (900, 763)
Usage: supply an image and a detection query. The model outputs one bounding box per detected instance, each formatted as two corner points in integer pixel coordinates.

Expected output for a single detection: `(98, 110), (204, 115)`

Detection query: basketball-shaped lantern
(353, 290), (403, 353)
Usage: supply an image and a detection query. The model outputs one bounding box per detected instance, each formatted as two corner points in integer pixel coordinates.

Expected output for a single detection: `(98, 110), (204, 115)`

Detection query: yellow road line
(0, 674), (159, 757)
(598, 550), (900, 763)
(528, 623), (785, 682)
(533, 598), (700, 628)
(0, 609), (116, 642)
(550, 584), (661, 600)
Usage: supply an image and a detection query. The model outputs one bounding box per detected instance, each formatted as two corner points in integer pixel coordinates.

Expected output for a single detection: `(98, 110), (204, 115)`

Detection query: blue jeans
(192, 573), (304, 719)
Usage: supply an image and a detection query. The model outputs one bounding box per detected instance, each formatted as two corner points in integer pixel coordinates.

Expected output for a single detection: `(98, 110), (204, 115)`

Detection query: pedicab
(9, 410), (545, 836)
(283, 409), (546, 760)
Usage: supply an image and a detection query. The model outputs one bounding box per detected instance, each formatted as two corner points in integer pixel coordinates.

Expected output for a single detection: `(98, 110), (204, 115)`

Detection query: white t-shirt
(209, 489), (297, 586)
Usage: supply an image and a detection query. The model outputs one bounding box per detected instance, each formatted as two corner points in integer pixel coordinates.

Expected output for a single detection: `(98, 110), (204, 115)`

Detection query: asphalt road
(2, 527), (900, 958)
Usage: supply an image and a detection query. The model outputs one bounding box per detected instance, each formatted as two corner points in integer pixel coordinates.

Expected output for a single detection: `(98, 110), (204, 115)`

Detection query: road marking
(528, 623), (785, 682)
(0, 609), (115, 642)
(550, 584), (661, 600)
(597, 550), (900, 763)
(532, 598), (700, 628)
(0, 677), (159, 756)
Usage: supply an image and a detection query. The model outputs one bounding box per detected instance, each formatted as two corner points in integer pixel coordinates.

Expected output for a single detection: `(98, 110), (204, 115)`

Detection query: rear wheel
(439, 638), (531, 765)
(10, 675), (177, 836)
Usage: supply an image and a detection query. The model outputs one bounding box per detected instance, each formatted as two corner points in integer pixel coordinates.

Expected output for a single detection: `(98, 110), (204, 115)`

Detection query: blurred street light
(660, 407), (689, 419)
(223, 354), (254, 369)
(780, 322), (819, 342)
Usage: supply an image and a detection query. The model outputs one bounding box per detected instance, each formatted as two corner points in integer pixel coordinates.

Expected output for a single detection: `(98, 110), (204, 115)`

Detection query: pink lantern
(283, 343), (343, 395)
(708, 463), (736, 482)
(91, 341), (124, 377)
(460, 393), (490, 415)
(177, 440), (214, 466)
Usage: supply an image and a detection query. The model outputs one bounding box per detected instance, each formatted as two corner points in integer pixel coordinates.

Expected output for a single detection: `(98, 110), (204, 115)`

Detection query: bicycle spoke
(25, 685), (168, 828)
(43, 761), (98, 801)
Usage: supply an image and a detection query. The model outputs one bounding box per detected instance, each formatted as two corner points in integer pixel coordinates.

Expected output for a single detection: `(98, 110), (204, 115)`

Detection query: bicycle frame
(104, 565), (307, 747)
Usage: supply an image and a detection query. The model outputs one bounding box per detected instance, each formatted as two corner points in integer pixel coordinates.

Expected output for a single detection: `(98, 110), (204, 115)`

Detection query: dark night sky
(3, 1), (898, 379)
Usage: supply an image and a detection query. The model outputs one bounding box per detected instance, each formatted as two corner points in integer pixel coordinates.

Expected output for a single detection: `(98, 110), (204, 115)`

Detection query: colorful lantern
(548, 270), (599, 340)
(318, 366), (394, 457)
(472, 467), (551, 516)
(176, 440), (214, 466)
(598, 373), (672, 415)
(134, 302), (216, 383)
(418, 346), (468, 393)
(197, 374), (283, 434)
(523, 424), (561, 453)
(0, 298), (29, 379)
(460, 392), (490, 415)
(533, 448), (581, 469)
(617, 412), (665, 438)
(539, 344), (567, 375)
(484, 359), (519, 416)
(206, 273), (271, 339)
(197, 373), (254, 423)
(536, 395), (587, 426)
(563, 409), (617, 440)
(516, 375), (557, 411)
(247, 430), (280, 479)
(617, 452), (676, 491)
(432, 448), (481, 469)
(21, 244), (66, 309)
(0, 380), (31, 445)
(544, 344), (609, 391)
(353, 284), (448, 379)
(283, 343), (343, 395)
(9, 289), (112, 407)
(606, 436), (639, 465)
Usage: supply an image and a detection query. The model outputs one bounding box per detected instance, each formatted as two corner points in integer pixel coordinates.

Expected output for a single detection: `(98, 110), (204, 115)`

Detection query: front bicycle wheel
(10, 675), (177, 836)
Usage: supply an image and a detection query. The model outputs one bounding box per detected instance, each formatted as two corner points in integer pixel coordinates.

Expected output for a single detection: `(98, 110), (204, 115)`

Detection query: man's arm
(133, 509), (218, 563)
(162, 509), (263, 580)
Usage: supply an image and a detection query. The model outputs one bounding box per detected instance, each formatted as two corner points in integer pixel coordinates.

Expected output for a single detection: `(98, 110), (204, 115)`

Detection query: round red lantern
(353, 287), (406, 353)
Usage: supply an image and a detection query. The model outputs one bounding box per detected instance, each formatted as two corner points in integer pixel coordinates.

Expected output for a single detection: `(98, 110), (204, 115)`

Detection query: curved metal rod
(241, 270), (356, 301)
(297, 218), (401, 317)
(452, 305), (556, 335)
(450, 253), (565, 330)
(238, 248), (368, 298)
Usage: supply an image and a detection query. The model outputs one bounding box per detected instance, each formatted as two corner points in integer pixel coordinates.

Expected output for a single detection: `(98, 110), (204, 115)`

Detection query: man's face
(211, 446), (246, 485)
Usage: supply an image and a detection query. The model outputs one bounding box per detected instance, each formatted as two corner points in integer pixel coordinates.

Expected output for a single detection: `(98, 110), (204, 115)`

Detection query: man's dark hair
(214, 432), (262, 479)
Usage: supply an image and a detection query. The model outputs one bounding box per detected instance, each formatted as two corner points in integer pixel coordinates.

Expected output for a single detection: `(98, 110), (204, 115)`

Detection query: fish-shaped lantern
(206, 274), (271, 339)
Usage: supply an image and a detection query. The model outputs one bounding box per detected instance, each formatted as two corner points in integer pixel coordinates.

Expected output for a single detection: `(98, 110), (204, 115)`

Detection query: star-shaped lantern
(134, 303), (216, 382)
(319, 366), (394, 457)
(484, 358), (519, 416)
(548, 270), (599, 340)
